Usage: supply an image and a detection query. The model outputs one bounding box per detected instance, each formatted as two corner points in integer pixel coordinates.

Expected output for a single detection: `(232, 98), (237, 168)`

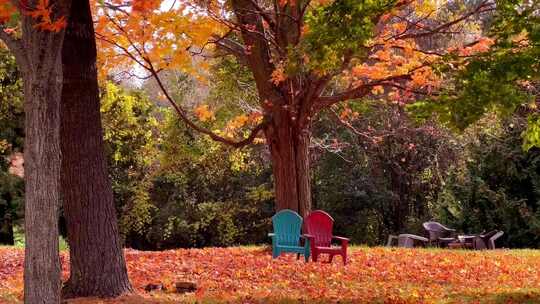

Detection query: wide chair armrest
(333, 236), (350, 246)
(300, 234), (312, 248)
(268, 233), (275, 238)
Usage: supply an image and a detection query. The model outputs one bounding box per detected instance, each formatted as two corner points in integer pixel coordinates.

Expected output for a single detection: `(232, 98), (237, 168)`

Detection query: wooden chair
(304, 210), (349, 265)
(268, 209), (310, 262)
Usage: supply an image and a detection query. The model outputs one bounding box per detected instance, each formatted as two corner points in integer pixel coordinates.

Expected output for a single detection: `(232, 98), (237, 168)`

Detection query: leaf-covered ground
(1, 246), (539, 303)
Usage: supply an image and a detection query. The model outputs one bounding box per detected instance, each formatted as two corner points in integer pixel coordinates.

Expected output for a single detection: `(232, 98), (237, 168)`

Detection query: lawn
(1, 246), (539, 303)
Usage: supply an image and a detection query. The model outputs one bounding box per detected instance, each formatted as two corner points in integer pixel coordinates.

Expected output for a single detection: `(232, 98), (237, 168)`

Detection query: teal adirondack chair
(268, 209), (310, 262)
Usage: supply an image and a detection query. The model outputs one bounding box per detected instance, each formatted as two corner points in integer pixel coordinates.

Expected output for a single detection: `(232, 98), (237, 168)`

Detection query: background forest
(1, 45), (539, 250)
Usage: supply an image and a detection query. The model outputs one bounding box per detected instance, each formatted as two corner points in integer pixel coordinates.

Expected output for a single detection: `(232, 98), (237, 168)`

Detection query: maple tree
(97, 0), (496, 216)
(0, 0), (72, 302)
(2, 0), (134, 300)
(59, 0), (133, 298)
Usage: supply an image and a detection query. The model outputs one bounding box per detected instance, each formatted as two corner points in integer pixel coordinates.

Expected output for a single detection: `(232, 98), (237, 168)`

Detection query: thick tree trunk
(60, 0), (132, 298)
(23, 61), (63, 304)
(265, 109), (312, 217)
(19, 5), (73, 301)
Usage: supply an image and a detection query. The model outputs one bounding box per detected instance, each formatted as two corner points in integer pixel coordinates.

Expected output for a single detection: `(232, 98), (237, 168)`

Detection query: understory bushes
(436, 115), (540, 248)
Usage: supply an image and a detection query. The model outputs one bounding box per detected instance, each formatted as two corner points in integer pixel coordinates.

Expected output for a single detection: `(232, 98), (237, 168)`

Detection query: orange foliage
(0, 0), (67, 32)
(27, 0), (67, 32)
(194, 105), (215, 122)
(0, 1), (16, 23)
(94, 0), (225, 80)
(1, 247), (540, 303)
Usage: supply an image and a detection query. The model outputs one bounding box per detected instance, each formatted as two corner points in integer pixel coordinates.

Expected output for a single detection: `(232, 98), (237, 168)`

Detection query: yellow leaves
(271, 66), (287, 85)
(413, 0), (437, 16)
(227, 114), (249, 130)
(194, 105), (215, 122)
(371, 85), (384, 95)
(222, 113), (262, 139)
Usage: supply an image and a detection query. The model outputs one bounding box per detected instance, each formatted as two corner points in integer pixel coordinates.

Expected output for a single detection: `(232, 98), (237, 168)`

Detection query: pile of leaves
(1, 246), (539, 303)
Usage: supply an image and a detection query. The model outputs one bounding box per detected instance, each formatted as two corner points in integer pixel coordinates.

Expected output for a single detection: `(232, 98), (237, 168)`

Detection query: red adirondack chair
(304, 210), (349, 265)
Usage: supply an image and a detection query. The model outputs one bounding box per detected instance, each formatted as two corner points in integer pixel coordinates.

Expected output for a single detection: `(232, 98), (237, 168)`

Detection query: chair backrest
(480, 230), (498, 240)
(488, 231), (504, 249)
(423, 221), (453, 241)
(304, 210), (334, 247)
(272, 209), (303, 246)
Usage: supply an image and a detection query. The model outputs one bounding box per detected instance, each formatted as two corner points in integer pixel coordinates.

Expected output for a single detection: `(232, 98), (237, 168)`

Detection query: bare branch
(148, 64), (267, 148)
(394, 1), (495, 40)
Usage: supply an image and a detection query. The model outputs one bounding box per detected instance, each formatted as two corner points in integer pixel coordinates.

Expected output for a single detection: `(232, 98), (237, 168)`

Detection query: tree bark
(19, 3), (71, 302)
(60, 0), (133, 298)
(265, 109), (312, 217)
(23, 60), (64, 304)
(23, 73), (63, 304)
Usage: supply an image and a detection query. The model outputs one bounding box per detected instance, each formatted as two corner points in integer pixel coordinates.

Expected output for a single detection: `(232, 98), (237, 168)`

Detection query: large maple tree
(100, 0), (494, 216)
(1, 0), (133, 301)
(0, 0), (71, 302)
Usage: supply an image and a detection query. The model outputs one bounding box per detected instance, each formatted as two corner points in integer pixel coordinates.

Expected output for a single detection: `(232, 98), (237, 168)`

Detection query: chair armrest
(333, 236), (350, 242)
(268, 233), (275, 238)
(302, 234), (315, 240)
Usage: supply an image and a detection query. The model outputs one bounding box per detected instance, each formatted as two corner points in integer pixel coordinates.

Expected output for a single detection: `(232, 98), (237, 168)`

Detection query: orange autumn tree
(97, 0), (494, 216)
(0, 0), (71, 302)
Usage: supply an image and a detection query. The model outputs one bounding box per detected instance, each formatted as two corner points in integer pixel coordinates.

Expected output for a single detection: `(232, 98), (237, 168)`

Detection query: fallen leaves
(0, 246), (539, 303)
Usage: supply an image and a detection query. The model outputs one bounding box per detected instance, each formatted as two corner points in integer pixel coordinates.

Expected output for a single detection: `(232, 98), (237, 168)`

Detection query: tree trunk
(265, 109), (312, 217)
(60, 0), (133, 298)
(20, 4), (72, 301)
(22, 52), (63, 304)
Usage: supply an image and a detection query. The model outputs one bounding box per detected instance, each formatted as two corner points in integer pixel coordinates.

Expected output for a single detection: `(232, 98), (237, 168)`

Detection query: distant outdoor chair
(304, 210), (349, 265)
(423, 221), (456, 247)
(386, 235), (398, 247)
(397, 234), (429, 248)
(473, 230), (504, 250)
(268, 209), (310, 262)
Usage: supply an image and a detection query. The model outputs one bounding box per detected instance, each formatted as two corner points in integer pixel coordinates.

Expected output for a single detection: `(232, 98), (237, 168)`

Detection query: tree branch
(394, 1), (495, 40)
(148, 64), (267, 148)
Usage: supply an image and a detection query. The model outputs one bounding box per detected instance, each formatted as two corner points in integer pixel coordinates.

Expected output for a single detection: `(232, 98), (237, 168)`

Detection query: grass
(2, 226), (70, 250)
(0, 246), (539, 303)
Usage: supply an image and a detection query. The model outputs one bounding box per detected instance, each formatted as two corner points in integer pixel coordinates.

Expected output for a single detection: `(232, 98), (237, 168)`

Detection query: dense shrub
(436, 115), (540, 248)
(313, 104), (455, 245)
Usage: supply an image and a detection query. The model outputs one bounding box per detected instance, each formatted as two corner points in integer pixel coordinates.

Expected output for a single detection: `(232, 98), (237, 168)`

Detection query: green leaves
(297, 0), (396, 73)
(410, 0), (540, 135)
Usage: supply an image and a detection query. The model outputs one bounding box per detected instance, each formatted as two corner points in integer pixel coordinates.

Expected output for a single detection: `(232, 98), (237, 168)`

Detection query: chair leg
(296, 253), (301, 260)
(272, 248), (279, 259)
(312, 252), (318, 262)
(342, 253), (347, 265)
(328, 254), (334, 263)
